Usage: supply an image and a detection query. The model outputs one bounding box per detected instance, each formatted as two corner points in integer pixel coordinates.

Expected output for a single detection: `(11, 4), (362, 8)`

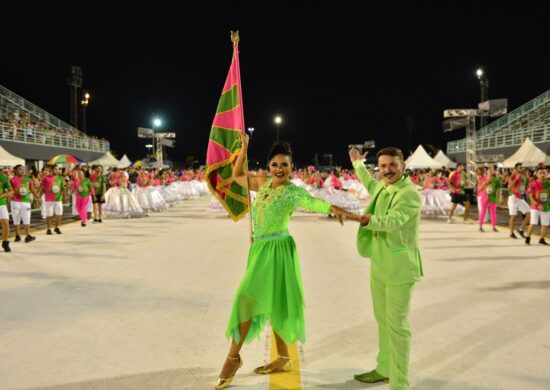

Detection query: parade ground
(0, 197), (549, 390)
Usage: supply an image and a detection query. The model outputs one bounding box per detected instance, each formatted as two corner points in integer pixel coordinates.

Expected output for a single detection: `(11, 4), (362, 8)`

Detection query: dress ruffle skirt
(103, 187), (145, 218)
(226, 231), (306, 345)
(420, 189), (464, 218)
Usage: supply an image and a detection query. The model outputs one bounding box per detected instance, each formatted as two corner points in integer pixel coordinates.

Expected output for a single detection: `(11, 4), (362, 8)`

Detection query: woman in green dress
(215, 132), (359, 389)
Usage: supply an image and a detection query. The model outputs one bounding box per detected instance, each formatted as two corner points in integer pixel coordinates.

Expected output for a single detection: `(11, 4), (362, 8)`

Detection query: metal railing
(447, 90), (550, 153)
(447, 124), (550, 153)
(0, 84), (85, 135)
(476, 90), (550, 140)
(0, 123), (109, 152)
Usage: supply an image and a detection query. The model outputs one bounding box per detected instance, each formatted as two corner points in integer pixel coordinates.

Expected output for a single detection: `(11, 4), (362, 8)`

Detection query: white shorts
(530, 210), (550, 226)
(45, 201), (63, 217)
(11, 201), (31, 225)
(508, 196), (530, 216)
(0, 205), (9, 220)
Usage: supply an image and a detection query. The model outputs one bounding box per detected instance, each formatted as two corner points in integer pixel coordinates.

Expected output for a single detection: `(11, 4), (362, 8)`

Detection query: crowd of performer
(0, 159), (548, 254)
(0, 164), (209, 252)
(207, 161), (549, 246)
(397, 162), (549, 245)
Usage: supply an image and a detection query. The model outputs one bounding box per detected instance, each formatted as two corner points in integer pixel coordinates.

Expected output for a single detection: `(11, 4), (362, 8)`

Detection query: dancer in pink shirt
(10, 165), (40, 243)
(447, 164), (471, 223)
(507, 163), (531, 239)
(40, 164), (67, 235)
(524, 167), (550, 245)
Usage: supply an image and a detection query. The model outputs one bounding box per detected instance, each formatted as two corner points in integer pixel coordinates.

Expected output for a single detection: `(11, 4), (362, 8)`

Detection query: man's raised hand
(349, 148), (368, 163)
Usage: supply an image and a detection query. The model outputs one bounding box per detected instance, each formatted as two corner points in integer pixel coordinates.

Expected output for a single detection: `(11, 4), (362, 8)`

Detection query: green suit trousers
(371, 273), (415, 390)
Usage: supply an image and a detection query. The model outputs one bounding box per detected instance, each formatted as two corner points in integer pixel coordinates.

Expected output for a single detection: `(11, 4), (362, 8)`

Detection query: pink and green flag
(205, 31), (248, 221)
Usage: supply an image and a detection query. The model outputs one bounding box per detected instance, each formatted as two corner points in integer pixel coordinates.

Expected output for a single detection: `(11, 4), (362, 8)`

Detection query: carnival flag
(205, 31), (248, 221)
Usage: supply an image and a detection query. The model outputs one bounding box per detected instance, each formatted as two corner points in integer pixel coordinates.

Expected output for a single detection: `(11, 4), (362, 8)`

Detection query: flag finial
(231, 30), (240, 46)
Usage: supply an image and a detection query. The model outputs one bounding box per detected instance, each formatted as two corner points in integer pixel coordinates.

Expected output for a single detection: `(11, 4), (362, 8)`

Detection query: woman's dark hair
(29, 166), (39, 178)
(267, 141), (293, 163)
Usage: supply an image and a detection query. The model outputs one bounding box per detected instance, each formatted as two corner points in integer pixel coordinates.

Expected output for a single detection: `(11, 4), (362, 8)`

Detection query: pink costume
(528, 180), (544, 210)
(308, 176), (324, 188)
(477, 176), (497, 228)
(329, 175), (343, 190)
(110, 173), (120, 187)
(73, 178), (90, 224)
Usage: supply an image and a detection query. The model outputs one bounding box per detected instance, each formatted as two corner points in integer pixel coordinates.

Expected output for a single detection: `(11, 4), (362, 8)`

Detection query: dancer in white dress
(103, 168), (146, 218)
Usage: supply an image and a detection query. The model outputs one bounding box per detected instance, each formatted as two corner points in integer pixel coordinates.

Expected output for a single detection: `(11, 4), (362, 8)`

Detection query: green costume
(77, 178), (92, 198)
(485, 177), (501, 204)
(353, 160), (423, 390)
(226, 179), (331, 345)
(540, 180), (550, 212)
(0, 175), (12, 207)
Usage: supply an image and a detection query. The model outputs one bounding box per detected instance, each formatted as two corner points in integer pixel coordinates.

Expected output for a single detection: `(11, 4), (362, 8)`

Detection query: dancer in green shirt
(0, 173), (14, 251)
(350, 147), (423, 390)
(214, 132), (358, 390)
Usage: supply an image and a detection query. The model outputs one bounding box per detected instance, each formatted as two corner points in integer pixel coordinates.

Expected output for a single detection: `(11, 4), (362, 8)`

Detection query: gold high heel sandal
(253, 355), (292, 375)
(214, 355), (243, 390)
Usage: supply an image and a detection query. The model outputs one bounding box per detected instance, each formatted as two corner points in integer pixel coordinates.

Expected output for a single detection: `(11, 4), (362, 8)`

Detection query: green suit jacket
(353, 160), (423, 285)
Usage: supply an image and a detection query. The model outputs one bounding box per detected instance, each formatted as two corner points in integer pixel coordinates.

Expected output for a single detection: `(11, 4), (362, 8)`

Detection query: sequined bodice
(252, 179), (331, 235)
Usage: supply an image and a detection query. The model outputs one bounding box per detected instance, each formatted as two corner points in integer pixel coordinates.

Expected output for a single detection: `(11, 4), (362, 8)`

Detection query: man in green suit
(349, 146), (423, 390)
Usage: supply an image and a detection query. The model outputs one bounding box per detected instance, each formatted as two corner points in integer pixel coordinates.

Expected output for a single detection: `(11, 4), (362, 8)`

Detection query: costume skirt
(226, 231), (306, 345)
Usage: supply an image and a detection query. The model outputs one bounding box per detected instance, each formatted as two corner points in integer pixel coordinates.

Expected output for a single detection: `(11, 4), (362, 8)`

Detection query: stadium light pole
(476, 68), (489, 128)
(274, 115), (282, 141)
(152, 117), (162, 168)
(80, 92), (90, 134)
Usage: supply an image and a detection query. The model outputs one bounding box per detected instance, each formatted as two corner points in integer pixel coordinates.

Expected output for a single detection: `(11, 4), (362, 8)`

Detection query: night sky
(2, 1), (549, 167)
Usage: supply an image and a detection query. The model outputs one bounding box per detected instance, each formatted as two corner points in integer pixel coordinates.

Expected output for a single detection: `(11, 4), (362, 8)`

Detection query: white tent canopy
(405, 145), (444, 170)
(0, 145), (25, 167)
(119, 154), (132, 167)
(503, 138), (550, 168)
(88, 151), (126, 168)
(434, 150), (457, 168)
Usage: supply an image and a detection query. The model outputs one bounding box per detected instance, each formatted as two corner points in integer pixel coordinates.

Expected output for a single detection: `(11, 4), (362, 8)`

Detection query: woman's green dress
(226, 179), (331, 345)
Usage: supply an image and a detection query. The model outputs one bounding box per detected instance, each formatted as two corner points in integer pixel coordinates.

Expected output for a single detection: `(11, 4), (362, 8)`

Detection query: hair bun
(272, 141), (291, 153)
(267, 141), (293, 163)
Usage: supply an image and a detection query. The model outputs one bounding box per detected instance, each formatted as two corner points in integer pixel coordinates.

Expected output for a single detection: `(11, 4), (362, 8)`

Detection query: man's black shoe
(25, 235), (36, 243)
(518, 229), (526, 238)
(46, 229), (52, 235)
(14, 235), (21, 242)
(525, 236), (531, 245)
(54, 227), (62, 234)
(509, 232), (517, 239)
(539, 239), (549, 246)
(354, 370), (389, 384)
(2, 240), (11, 252)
